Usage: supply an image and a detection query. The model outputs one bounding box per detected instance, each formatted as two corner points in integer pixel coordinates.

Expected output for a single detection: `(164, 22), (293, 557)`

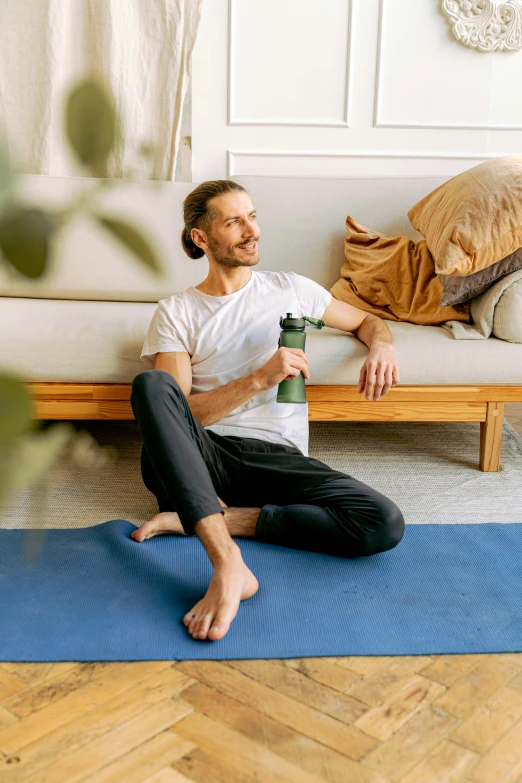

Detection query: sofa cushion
(408, 155), (522, 277)
(0, 298), (156, 384)
(493, 276), (522, 343)
(1, 298), (522, 386)
(0, 173), (451, 302)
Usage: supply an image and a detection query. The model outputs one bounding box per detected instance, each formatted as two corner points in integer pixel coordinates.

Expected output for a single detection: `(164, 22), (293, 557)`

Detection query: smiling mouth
(238, 242), (257, 252)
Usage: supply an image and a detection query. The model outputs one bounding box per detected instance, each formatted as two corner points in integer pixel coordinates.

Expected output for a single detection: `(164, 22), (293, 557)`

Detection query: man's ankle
(194, 512), (241, 566)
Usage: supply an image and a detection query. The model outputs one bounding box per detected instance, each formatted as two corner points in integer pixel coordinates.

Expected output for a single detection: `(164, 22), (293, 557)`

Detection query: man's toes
(193, 613), (214, 640)
(183, 614), (194, 628)
(183, 601), (237, 641)
(188, 614), (203, 636)
(206, 607), (236, 641)
(207, 618), (231, 641)
(131, 521), (155, 542)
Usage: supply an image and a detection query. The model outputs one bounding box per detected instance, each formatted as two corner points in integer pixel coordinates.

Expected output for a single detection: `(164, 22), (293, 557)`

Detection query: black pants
(130, 370), (405, 558)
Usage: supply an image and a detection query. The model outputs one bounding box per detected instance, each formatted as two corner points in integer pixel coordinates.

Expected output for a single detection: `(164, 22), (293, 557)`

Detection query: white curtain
(0, 0), (202, 180)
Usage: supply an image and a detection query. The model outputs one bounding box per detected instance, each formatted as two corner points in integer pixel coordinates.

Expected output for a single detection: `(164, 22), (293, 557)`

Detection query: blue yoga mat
(1, 520), (521, 661)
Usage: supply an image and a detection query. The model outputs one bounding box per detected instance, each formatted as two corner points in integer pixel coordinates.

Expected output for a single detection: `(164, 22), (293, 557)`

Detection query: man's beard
(207, 235), (260, 267)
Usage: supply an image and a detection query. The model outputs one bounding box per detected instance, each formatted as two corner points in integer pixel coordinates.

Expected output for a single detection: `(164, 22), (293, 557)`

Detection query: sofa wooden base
(28, 384), (522, 473)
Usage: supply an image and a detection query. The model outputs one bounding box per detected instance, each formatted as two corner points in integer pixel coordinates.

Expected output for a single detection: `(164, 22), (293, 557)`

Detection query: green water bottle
(276, 313), (325, 403)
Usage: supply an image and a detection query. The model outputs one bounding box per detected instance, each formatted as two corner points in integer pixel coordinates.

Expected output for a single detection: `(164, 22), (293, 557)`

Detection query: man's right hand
(254, 347), (310, 391)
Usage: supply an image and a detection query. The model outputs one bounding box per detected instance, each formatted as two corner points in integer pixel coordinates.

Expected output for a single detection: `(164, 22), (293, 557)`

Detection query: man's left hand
(358, 343), (400, 401)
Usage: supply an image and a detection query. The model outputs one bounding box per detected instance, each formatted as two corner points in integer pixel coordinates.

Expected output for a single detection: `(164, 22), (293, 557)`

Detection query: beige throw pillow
(408, 155), (522, 277)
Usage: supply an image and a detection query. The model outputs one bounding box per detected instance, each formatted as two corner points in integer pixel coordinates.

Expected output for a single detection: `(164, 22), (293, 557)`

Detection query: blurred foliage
(0, 204), (55, 277)
(66, 81), (119, 171)
(0, 77), (166, 527)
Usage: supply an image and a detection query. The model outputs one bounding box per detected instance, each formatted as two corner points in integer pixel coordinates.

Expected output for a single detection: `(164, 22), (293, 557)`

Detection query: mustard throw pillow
(329, 216), (471, 325)
(407, 155), (522, 277)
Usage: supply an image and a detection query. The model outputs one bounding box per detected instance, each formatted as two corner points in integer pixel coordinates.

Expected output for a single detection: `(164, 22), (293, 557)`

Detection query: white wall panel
(375, 0), (522, 130)
(229, 0), (352, 126)
(228, 150), (495, 177)
(192, 0), (522, 181)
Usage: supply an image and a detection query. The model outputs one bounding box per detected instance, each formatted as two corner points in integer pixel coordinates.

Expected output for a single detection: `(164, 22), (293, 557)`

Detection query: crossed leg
(131, 496), (260, 541)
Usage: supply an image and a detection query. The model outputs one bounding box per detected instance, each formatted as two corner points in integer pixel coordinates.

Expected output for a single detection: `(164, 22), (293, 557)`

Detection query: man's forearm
(355, 315), (393, 349)
(188, 371), (264, 426)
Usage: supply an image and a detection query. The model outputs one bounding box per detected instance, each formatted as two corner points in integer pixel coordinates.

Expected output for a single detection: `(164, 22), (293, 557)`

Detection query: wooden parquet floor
(2, 405), (522, 783)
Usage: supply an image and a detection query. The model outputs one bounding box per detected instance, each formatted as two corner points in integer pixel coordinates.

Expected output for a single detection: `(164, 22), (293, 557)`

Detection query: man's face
(196, 191), (260, 267)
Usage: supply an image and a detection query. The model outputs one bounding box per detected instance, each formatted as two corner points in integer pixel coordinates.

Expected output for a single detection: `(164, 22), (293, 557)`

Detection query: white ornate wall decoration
(442, 0), (522, 51)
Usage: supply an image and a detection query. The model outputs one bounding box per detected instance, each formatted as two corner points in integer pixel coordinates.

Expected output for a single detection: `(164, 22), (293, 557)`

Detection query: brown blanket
(329, 216), (471, 325)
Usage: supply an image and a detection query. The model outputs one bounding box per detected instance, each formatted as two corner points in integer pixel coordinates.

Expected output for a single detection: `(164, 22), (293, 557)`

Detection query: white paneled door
(191, 0), (522, 181)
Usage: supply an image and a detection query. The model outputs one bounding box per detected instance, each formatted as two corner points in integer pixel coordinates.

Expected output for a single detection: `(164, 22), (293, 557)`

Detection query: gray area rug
(1, 419), (521, 529)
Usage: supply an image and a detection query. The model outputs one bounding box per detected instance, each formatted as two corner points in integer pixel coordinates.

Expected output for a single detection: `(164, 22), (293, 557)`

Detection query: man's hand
(358, 342), (399, 401)
(254, 347), (310, 391)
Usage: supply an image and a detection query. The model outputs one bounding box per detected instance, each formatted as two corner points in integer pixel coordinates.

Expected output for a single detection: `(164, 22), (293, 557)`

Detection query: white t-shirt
(140, 270), (332, 456)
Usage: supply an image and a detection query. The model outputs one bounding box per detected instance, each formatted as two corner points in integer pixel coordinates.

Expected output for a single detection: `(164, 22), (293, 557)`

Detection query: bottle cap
(279, 313), (326, 329)
(279, 313), (305, 329)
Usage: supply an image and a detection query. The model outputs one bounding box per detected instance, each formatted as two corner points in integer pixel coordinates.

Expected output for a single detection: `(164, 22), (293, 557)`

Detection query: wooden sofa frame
(29, 383), (522, 472)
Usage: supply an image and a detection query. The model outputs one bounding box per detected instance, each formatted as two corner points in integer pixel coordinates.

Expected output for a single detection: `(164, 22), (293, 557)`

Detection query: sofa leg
(479, 402), (504, 472)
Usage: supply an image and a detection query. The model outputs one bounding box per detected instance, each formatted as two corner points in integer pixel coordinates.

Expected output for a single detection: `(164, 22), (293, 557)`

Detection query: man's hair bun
(181, 227), (205, 259)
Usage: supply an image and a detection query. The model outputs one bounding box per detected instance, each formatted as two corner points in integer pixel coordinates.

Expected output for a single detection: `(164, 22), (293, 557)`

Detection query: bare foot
(131, 496), (258, 641)
(131, 496), (228, 542)
(183, 549), (259, 641)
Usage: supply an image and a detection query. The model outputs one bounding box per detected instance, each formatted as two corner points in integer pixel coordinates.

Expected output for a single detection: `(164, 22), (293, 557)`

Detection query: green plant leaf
(0, 137), (15, 198)
(0, 203), (54, 277)
(94, 214), (162, 274)
(138, 142), (157, 159)
(0, 375), (35, 447)
(65, 80), (117, 167)
(0, 423), (74, 514)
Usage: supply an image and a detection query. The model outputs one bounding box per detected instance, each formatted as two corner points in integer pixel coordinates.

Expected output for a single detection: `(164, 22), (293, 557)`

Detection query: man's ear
(191, 227), (206, 251)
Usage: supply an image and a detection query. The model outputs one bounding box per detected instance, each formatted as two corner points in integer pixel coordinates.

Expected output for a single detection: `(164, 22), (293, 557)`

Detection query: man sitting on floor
(131, 179), (405, 642)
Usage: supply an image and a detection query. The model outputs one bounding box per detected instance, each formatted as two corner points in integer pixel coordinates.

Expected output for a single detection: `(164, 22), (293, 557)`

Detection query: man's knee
(362, 499), (405, 556)
(131, 369), (181, 400)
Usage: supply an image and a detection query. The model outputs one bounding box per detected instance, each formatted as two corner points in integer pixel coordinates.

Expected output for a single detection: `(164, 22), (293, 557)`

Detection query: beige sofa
(1, 173), (521, 472)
